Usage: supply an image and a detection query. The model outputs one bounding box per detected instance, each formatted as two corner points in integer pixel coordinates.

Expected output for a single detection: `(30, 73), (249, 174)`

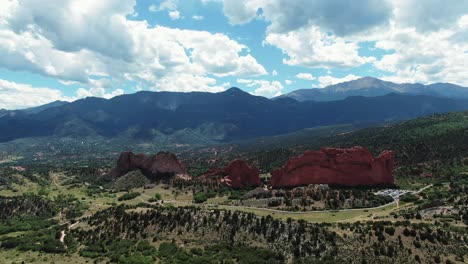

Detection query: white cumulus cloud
(219, 0), (468, 86)
(265, 27), (375, 69)
(236, 78), (284, 98)
(0, 0), (267, 95)
(169, 11), (180, 20)
(222, 0), (391, 36)
(296, 73), (315, 80)
(0, 79), (73, 109)
(373, 24), (468, 86)
(318, 74), (361, 88)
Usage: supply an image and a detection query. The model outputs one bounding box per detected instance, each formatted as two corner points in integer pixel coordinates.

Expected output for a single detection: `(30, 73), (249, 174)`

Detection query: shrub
(148, 193), (162, 202)
(193, 193), (208, 203)
(118, 192), (140, 201)
(384, 226), (395, 236)
(400, 193), (419, 203)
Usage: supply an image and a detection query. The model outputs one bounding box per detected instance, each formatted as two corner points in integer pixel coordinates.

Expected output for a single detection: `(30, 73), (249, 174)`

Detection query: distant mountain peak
(225, 87), (245, 93)
(327, 76), (390, 92)
(343, 76), (381, 84)
(223, 87), (252, 96)
(276, 77), (468, 102)
(357, 76), (381, 82)
(354, 76), (386, 85)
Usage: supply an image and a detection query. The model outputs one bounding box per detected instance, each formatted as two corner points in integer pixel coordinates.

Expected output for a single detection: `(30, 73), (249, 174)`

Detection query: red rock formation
(106, 151), (190, 181)
(198, 159), (261, 189)
(271, 147), (394, 188)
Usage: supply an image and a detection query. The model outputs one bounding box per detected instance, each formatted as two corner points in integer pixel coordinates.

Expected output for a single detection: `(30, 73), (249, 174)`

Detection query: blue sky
(0, 0), (467, 109)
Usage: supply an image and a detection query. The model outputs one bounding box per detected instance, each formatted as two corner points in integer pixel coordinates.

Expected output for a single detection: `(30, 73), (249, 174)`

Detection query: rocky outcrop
(106, 151), (190, 181)
(198, 159), (261, 189)
(271, 147), (394, 188)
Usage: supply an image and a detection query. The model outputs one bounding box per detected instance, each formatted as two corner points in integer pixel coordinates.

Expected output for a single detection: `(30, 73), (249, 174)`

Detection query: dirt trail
(59, 230), (65, 242)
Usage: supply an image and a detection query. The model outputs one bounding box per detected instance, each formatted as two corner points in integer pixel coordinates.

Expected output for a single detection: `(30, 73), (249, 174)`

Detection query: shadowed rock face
(106, 151), (190, 181)
(271, 147), (394, 188)
(198, 159), (261, 189)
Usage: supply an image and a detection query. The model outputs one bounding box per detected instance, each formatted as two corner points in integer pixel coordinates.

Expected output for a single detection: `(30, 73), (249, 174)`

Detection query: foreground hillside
(0, 166), (466, 263)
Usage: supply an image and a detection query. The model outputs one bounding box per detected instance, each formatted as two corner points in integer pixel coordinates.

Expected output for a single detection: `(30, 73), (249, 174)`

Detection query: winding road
(202, 184), (433, 215)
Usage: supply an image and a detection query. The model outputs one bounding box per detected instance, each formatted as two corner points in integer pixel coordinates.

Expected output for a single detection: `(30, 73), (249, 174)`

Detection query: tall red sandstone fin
(106, 151), (189, 182)
(373, 150), (395, 185)
(271, 147), (394, 188)
(198, 159), (260, 189)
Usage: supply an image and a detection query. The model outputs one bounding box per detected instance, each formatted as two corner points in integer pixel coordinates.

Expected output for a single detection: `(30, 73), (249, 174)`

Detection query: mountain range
(1, 82), (468, 143)
(276, 77), (468, 102)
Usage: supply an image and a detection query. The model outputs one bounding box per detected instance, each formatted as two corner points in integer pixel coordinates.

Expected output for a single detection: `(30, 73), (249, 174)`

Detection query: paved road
(216, 201), (397, 215)
(204, 184), (433, 215)
(414, 184), (433, 194)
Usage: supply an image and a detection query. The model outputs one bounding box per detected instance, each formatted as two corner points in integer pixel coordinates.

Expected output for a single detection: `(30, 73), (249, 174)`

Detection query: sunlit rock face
(270, 147), (394, 188)
(198, 159), (261, 189)
(106, 151), (190, 181)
